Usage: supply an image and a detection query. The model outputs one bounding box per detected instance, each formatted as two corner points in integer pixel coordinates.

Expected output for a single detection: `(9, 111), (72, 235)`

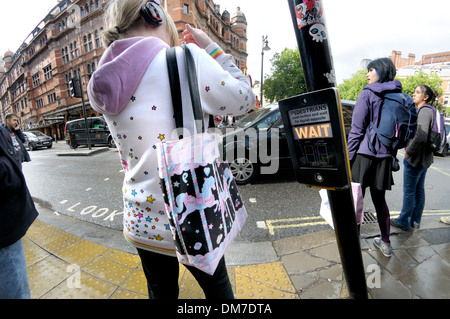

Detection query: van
(64, 117), (115, 148)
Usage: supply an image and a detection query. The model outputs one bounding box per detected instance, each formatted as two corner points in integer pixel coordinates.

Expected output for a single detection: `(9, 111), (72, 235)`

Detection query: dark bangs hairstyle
(367, 58), (397, 83)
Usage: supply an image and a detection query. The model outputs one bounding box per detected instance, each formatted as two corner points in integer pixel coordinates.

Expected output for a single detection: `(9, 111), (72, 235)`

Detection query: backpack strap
(365, 92), (385, 154)
(418, 104), (436, 132)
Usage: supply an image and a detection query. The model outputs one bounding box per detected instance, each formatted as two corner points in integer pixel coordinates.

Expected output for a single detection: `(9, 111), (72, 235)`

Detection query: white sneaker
(373, 238), (392, 257)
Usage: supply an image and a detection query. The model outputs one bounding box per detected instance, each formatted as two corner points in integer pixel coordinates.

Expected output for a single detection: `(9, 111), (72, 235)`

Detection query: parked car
(64, 116), (115, 149)
(435, 121), (450, 157)
(221, 100), (355, 184)
(23, 131), (53, 151)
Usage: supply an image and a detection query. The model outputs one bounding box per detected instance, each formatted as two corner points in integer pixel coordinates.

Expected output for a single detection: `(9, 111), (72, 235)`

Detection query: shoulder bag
(156, 45), (248, 275)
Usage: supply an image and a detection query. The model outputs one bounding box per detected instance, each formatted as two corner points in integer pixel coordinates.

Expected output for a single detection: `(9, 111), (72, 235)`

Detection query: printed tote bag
(156, 45), (247, 275)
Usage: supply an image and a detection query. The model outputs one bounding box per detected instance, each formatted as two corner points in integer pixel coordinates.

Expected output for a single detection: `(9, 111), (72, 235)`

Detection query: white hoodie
(87, 37), (255, 255)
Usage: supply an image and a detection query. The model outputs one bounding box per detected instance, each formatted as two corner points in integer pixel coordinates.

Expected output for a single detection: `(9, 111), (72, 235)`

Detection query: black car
(23, 131), (53, 151)
(64, 116), (115, 149)
(221, 100), (355, 184)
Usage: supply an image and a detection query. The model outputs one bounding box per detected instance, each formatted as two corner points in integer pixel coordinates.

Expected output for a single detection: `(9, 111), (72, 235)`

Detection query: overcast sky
(1, 0), (450, 85)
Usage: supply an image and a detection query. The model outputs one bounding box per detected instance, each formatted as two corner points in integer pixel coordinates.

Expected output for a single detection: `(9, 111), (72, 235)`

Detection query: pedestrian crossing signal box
(279, 88), (351, 190)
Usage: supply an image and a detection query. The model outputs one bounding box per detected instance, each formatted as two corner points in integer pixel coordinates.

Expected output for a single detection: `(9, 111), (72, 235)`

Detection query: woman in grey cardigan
(391, 85), (436, 231)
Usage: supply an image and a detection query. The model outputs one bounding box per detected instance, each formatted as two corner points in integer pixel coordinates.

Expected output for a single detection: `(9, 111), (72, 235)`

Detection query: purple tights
(363, 187), (391, 243)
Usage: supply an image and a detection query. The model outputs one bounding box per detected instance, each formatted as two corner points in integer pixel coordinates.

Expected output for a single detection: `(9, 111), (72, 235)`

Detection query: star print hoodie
(87, 37), (255, 255)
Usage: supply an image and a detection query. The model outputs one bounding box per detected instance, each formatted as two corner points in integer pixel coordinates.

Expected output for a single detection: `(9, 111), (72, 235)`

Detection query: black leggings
(136, 248), (234, 299)
(362, 187), (391, 243)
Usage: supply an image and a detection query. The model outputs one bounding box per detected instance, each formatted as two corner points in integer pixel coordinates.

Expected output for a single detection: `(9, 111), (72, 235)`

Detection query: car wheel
(28, 143), (35, 151)
(442, 145), (448, 157)
(229, 157), (258, 185)
(108, 136), (116, 148)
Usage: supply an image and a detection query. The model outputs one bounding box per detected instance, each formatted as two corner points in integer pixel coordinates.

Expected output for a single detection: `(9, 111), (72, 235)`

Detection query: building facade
(391, 50), (450, 108)
(0, 0), (249, 139)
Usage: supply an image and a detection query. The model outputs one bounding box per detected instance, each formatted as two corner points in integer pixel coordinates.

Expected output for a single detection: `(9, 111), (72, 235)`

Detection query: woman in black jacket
(0, 123), (38, 299)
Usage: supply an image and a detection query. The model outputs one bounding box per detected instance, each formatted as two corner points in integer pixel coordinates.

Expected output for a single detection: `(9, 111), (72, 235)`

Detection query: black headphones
(140, 0), (164, 26)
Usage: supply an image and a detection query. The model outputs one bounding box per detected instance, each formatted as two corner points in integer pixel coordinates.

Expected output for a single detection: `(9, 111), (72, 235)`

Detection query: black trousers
(136, 248), (234, 299)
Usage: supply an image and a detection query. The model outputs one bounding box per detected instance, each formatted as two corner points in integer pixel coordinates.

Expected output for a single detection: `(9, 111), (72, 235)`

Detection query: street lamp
(260, 35), (271, 107)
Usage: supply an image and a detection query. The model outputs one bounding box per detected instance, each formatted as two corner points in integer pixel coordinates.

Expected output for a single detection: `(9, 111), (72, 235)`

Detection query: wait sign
(294, 123), (333, 140)
(279, 88), (351, 189)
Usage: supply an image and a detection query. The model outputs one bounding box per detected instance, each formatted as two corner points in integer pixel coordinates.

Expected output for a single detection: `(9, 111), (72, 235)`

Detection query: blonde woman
(87, 0), (255, 299)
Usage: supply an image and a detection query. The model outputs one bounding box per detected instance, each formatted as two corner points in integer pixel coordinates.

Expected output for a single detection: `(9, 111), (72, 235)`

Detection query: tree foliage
(262, 48), (307, 103)
(338, 69), (367, 101)
(398, 71), (442, 101)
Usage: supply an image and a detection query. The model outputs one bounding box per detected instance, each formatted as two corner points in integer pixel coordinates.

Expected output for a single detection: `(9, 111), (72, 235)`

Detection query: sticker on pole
(295, 0), (325, 29)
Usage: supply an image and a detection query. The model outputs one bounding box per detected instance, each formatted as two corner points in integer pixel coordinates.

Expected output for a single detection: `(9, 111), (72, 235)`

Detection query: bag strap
(167, 45), (214, 137)
(166, 47), (183, 139)
(182, 44), (205, 134)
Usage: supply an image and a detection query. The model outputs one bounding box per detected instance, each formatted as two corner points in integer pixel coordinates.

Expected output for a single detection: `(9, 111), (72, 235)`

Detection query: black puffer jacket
(0, 126), (38, 248)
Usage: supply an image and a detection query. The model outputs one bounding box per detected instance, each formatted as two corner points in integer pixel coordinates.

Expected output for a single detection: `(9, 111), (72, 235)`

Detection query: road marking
(60, 200), (68, 204)
(390, 210), (450, 217)
(104, 178), (110, 181)
(429, 165), (450, 177)
(265, 216), (328, 235)
(256, 221), (267, 229)
(262, 210), (450, 235)
(85, 188), (92, 191)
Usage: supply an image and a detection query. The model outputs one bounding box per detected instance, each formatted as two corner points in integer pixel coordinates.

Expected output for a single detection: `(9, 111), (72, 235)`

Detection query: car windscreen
(235, 108), (276, 129)
(28, 132), (46, 137)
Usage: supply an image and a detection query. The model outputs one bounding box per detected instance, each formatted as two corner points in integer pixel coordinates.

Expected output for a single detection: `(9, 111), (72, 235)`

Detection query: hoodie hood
(364, 79), (402, 96)
(87, 37), (169, 115)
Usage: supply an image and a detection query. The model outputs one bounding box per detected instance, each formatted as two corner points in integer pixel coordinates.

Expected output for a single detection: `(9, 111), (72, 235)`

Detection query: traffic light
(69, 77), (82, 98)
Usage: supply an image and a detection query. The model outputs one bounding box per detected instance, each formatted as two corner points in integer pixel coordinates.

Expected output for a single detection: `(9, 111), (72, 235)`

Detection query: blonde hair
(102, 0), (178, 48)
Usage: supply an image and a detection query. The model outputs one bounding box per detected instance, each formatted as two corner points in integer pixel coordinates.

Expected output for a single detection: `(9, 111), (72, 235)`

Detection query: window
(65, 73), (72, 95)
(90, 1), (94, 11)
(48, 92), (57, 104)
(70, 41), (79, 59)
(88, 34), (93, 51)
(84, 35), (88, 52)
(43, 65), (53, 81)
(62, 47), (69, 64)
(95, 29), (101, 48)
(183, 4), (189, 15)
(36, 98), (44, 109)
(32, 73), (41, 87)
(95, 0), (100, 8)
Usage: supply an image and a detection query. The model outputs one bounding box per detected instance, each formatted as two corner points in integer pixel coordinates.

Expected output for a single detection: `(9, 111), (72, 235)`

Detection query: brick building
(0, 0), (249, 139)
(390, 50), (450, 108)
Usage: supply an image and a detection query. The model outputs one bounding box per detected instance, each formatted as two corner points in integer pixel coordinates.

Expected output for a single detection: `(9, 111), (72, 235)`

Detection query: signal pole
(287, 0), (368, 299)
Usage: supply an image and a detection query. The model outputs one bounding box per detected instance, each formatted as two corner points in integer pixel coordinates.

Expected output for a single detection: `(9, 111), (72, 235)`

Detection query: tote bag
(156, 45), (247, 275)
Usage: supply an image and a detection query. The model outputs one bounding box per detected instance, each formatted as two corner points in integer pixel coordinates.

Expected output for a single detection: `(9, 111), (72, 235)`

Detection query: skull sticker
(309, 23), (327, 42)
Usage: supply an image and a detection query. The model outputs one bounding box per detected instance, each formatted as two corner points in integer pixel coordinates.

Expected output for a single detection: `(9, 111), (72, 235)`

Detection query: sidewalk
(24, 203), (450, 299)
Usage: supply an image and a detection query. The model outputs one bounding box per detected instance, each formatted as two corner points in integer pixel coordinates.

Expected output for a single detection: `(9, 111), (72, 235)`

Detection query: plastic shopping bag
(319, 183), (364, 229)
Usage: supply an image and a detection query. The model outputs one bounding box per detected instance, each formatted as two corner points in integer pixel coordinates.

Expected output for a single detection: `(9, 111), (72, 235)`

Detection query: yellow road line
(263, 210), (450, 235)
